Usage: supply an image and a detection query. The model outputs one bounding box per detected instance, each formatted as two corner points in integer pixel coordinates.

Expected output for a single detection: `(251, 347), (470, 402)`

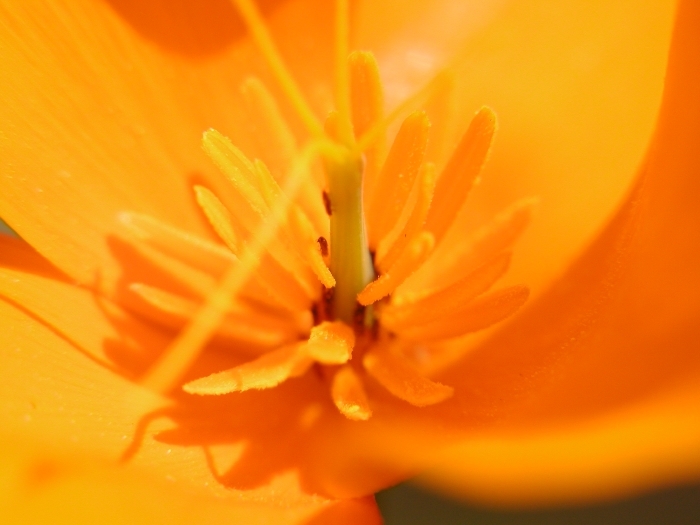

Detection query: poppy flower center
(121, 0), (532, 421)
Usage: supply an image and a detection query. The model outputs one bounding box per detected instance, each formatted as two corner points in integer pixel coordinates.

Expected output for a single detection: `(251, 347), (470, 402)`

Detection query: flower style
(0, 0), (698, 523)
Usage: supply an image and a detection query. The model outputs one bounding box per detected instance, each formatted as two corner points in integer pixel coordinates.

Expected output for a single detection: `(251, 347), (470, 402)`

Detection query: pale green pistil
(325, 148), (375, 324)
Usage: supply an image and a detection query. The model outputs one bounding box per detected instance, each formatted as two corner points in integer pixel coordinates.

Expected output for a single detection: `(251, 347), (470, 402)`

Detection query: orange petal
(421, 382), (700, 506)
(0, 284), (380, 523)
(0, 441), (381, 525)
(0, 235), (167, 374)
(0, 0), (337, 297)
(310, 0), (700, 503)
(363, 345), (453, 407)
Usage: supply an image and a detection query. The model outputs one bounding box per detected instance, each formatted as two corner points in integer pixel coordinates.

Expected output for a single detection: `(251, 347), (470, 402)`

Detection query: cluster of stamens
(118, 0), (533, 421)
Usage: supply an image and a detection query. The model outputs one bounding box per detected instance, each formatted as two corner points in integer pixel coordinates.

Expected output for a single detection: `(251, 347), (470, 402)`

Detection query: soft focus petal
(357, 0), (676, 294)
(0, 259), (381, 523)
(305, 0), (700, 503)
(0, 440), (381, 525)
(0, 0), (334, 296)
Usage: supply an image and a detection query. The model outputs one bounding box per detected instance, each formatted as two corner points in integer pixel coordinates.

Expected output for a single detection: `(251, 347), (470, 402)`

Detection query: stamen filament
(229, 0), (325, 138)
(142, 140), (337, 393)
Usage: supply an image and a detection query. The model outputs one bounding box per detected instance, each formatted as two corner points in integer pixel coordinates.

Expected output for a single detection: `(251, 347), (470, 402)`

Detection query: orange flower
(0, 0), (696, 523)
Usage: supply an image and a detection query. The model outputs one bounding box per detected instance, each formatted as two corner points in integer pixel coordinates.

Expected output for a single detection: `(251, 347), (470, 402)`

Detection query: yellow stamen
(194, 185), (240, 253)
(376, 162), (436, 272)
(184, 343), (312, 395)
(424, 107), (497, 243)
(202, 129), (319, 298)
(229, 0), (324, 138)
(406, 198), (537, 297)
(288, 207), (336, 288)
(366, 111), (430, 247)
(252, 159), (335, 287)
(358, 231), (434, 306)
(397, 285), (530, 341)
(381, 252), (512, 330)
(331, 365), (372, 421)
(141, 140), (338, 393)
(194, 183), (311, 311)
(363, 344), (453, 407)
(241, 78), (329, 237)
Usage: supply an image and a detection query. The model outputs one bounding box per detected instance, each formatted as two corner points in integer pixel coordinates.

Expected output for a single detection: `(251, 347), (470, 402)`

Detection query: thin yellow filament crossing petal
(142, 140), (338, 393)
(240, 76), (298, 173)
(358, 231), (434, 306)
(334, 0), (353, 145)
(203, 130), (319, 298)
(229, 0), (324, 138)
(306, 320), (354, 364)
(331, 365), (372, 420)
(118, 211), (235, 277)
(363, 345), (453, 407)
(398, 285), (530, 341)
(241, 78), (329, 237)
(381, 252), (512, 330)
(184, 343), (311, 395)
(253, 159), (335, 287)
(129, 283), (300, 348)
(376, 163), (437, 272)
(424, 107), (497, 243)
(367, 111), (430, 248)
(194, 183), (311, 310)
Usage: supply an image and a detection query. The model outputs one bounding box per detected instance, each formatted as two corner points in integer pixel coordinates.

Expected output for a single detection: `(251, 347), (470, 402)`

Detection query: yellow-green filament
(333, 0), (354, 145)
(142, 139), (336, 393)
(230, 0), (324, 139)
